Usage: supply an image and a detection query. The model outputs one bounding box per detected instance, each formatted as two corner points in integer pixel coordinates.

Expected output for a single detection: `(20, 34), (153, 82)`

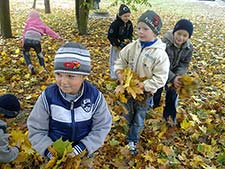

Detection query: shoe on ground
(30, 67), (35, 75)
(128, 141), (137, 156)
(28, 64), (35, 75)
(43, 66), (48, 72)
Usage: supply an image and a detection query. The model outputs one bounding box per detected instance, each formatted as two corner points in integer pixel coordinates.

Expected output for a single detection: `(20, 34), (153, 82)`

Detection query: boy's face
(173, 30), (189, 46)
(137, 22), (156, 42)
(55, 72), (84, 95)
(120, 13), (131, 23)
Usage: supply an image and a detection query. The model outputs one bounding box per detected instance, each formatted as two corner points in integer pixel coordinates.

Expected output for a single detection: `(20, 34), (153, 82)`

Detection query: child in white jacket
(114, 10), (170, 156)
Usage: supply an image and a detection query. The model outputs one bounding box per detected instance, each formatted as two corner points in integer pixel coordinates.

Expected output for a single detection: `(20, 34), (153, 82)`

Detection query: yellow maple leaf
(115, 85), (125, 94)
(15, 48), (20, 54)
(176, 74), (198, 99)
(45, 156), (58, 169)
(127, 86), (137, 99)
(162, 145), (174, 156)
(180, 119), (193, 130)
(114, 67), (145, 103)
(123, 68), (133, 88)
(142, 150), (156, 162)
(189, 113), (200, 124)
(10, 129), (23, 145)
(119, 93), (127, 103)
(158, 123), (168, 138)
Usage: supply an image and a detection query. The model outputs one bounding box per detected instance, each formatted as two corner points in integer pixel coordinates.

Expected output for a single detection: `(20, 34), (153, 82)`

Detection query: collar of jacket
(59, 82), (84, 102)
(0, 119), (7, 132)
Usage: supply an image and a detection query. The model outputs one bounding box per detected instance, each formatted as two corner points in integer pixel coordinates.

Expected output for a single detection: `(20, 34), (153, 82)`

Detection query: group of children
(0, 4), (194, 165)
(108, 4), (194, 155)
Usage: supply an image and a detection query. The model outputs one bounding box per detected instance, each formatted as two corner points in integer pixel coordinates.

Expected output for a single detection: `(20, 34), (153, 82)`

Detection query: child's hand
(173, 76), (182, 89)
(67, 149), (86, 158)
(46, 145), (58, 160)
(67, 152), (76, 158)
(15, 140), (21, 151)
(16, 140), (21, 147)
(124, 39), (131, 44)
(58, 37), (64, 43)
(116, 70), (124, 84)
(138, 82), (144, 91)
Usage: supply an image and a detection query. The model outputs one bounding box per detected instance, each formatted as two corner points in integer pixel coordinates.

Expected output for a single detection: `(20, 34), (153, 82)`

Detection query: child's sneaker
(28, 65), (35, 75)
(43, 66), (48, 72)
(128, 141), (137, 156)
(30, 67), (35, 75)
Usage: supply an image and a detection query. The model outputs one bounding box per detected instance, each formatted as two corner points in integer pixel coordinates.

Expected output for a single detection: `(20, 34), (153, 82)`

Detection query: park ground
(0, 0), (224, 168)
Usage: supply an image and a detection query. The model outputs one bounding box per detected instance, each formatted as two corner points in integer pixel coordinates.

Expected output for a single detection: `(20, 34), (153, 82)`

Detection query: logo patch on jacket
(81, 99), (92, 112)
(145, 53), (155, 61)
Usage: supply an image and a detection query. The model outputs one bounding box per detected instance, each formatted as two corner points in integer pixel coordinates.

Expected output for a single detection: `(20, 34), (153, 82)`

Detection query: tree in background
(0, 0), (12, 38)
(32, 0), (37, 8)
(32, 0), (51, 14)
(75, 0), (93, 35)
(0, 0), (151, 38)
(44, 0), (51, 13)
(75, 0), (151, 35)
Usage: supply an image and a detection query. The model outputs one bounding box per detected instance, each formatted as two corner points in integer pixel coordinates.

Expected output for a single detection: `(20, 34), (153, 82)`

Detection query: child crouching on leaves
(107, 4), (133, 79)
(22, 9), (62, 75)
(0, 94), (21, 163)
(27, 42), (112, 167)
(114, 10), (170, 155)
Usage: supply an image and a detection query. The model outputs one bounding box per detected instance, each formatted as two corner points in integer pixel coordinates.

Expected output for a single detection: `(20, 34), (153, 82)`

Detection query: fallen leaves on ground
(0, 0), (224, 168)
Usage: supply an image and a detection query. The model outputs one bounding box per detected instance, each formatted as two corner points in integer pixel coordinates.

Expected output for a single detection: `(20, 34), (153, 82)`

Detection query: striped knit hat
(54, 42), (91, 75)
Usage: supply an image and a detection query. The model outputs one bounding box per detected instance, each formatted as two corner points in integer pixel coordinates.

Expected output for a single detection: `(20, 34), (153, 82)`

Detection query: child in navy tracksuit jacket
(27, 42), (112, 167)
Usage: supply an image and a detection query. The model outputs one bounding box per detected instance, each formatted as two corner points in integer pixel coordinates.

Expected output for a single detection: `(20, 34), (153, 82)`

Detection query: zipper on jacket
(70, 101), (76, 141)
(135, 47), (144, 72)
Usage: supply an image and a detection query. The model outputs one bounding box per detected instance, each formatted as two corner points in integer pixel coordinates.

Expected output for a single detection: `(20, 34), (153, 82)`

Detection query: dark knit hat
(173, 19), (193, 38)
(118, 4), (131, 16)
(54, 42), (91, 75)
(0, 94), (21, 118)
(138, 10), (162, 35)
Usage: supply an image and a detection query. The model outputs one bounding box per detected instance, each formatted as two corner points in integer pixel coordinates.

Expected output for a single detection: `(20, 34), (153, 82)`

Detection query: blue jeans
(153, 85), (178, 121)
(124, 97), (153, 143)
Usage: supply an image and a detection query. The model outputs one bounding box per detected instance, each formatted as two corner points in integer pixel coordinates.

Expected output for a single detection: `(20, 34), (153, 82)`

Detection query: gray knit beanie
(54, 42), (91, 75)
(138, 10), (162, 35)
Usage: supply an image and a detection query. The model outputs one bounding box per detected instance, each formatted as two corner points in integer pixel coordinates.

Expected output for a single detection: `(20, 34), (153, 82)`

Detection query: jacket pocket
(142, 54), (155, 70)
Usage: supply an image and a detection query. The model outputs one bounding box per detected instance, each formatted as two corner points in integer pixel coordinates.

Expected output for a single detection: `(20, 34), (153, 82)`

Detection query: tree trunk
(93, 0), (100, 9)
(32, 0), (36, 8)
(76, 0), (91, 35)
(75, 0), (80, 31)
(44, 0), (51, 14)
(0, 0), (12, 38)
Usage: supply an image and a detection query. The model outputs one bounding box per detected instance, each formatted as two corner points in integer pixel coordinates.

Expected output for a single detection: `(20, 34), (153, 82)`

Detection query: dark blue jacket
(107, 15), (133, 48)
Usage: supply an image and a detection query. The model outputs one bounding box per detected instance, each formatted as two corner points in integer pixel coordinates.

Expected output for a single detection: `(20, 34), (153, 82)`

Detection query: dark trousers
(153, 85), (178, 121)
(22, 39), (45, 67)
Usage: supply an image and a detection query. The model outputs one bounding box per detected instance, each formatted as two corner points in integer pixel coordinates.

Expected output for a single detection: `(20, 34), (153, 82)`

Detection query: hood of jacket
(0, 119), (7, 132)
(163, 30), (192, 49)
